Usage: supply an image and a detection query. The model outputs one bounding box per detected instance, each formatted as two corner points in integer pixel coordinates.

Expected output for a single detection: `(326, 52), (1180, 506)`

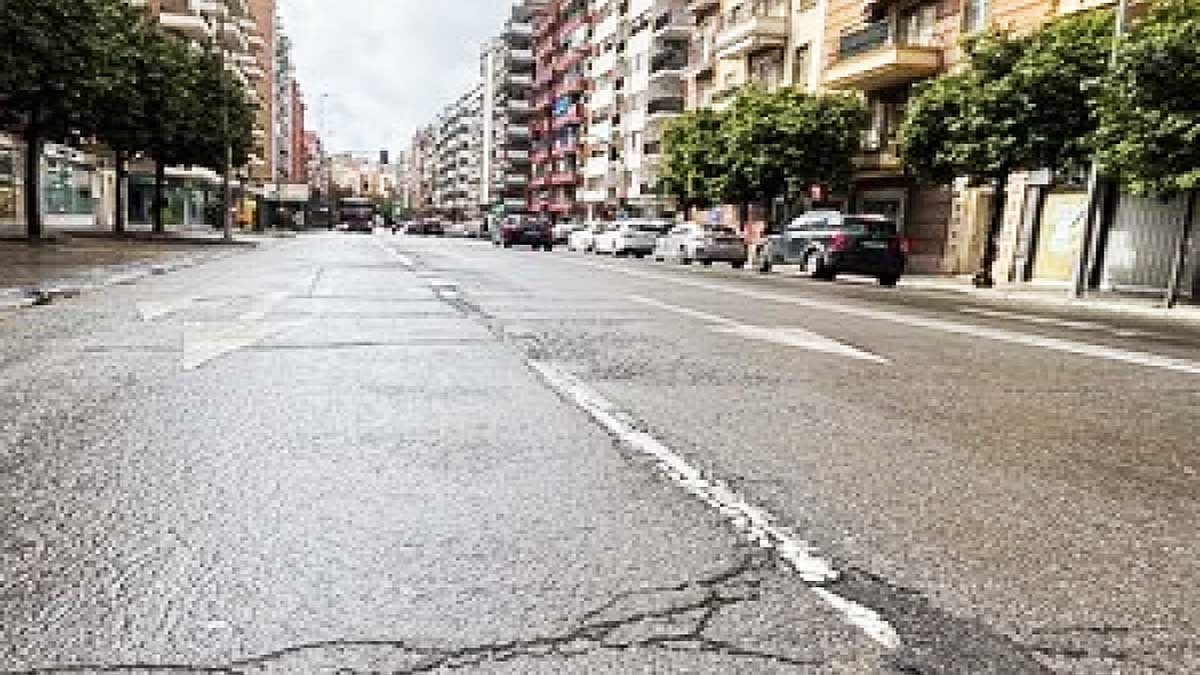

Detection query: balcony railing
(651, 52), (688, 75)
(839, 21), (890, 59)
(648, 97), (685, 116)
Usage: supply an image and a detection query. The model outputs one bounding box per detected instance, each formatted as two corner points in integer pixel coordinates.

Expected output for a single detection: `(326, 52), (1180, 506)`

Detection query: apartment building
(530, 0), (592, 221)
(480, 0), (546, 219)
(581, 0), (691, 219)
(685, 0), (825, 110)
(288, 80), (309, 183)
(246, 0), (276, 183)
(432, 86), (485, 220)
(403, 127), (436, 215)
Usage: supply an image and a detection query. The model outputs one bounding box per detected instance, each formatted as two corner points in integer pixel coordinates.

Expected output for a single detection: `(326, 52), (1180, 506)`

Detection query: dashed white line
(632, 296), (890, 364)
(527, 359), (902, 651)
(570, 258), (1200, 377)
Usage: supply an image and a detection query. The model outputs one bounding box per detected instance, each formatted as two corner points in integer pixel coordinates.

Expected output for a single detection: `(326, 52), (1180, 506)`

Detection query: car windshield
(842, 217), (898, 235)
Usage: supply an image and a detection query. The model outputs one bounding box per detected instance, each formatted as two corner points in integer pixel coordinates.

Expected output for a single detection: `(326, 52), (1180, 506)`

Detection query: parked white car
(568, 222), (607, 252)
(653, 224), (747, 268)
(594, 220), (671, 257)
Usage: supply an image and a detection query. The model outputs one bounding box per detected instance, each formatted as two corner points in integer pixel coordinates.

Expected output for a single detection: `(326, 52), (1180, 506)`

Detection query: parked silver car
(653, 224), (747, 268)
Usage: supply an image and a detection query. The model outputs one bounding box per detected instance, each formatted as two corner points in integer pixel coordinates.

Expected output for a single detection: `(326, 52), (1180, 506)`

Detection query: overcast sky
(278, 0), (510, 157)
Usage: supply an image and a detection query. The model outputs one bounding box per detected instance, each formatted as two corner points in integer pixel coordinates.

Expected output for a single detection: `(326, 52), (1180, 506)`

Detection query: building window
(963, 0), (989, 33)
(899, 3), (938, 46)
(749, 49), (785, 90)
(0, 145), (20, 222)
(792, 45), (811, 89)
(44, 157), (94, 216)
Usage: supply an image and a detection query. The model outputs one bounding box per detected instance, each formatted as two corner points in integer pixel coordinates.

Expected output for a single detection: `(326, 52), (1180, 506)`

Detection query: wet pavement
(1, 232), (1196, 674)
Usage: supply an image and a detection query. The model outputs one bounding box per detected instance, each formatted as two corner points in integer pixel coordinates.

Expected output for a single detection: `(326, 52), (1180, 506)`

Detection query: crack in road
(2, 556), (833, 674)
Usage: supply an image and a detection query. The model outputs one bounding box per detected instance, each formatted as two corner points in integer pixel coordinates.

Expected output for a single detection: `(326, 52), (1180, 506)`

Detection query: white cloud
(278, 0), (509, 156)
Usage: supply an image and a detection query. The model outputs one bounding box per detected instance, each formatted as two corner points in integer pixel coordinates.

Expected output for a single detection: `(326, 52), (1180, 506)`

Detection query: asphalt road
(1, 231), (1196, 674)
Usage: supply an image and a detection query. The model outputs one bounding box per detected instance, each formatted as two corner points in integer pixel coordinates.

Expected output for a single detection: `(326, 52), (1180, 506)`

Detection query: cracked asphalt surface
(1, 232), (1196, 674)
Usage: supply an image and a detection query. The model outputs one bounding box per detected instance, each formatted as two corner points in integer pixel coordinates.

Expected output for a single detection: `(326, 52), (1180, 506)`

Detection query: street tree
(0, 0), (120, 239)
(720, 86), (867, 232)
(901, 11), (1113, 286)
(90, 2), (159, 234)
(658, 109), (727, 219)
(1093, 0), (1200, 304)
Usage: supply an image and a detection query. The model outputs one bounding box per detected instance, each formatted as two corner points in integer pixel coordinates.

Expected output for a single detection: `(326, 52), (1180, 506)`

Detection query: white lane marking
(633, 296), (889, 365)
(181, 293), (290, 371)
(570, 259), (1200, 377)
(527, 359), (901, 650)
(138, 297), (196, 321)
(373, 237), (415, 268)
(958, 307), (1154, 339)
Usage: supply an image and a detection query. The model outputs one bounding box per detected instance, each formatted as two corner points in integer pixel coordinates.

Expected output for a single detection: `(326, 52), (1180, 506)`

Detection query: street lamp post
(217, 3), (233, 241)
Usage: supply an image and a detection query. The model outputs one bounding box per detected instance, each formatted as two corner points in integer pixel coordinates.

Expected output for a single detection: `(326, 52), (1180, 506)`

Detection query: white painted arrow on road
(181, 292), (290, 371)
(631, 296), (889, 365)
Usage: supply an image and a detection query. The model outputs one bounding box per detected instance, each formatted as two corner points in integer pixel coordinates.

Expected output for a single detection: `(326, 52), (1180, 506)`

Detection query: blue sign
(553, 97), (571, 116)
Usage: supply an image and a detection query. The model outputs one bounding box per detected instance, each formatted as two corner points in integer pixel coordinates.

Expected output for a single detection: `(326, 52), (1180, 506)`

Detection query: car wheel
(878, 274), (900, 287)
(701, 260), (713, 266)
(731, 260), (745, 269)
(544, 244), (554, 252)
(503, 242), (512, 249)
(635, 253), (646, 259)
(758, 257), (773, 274)
(804, 252), (832, 280)
(679, 248), (691, 265)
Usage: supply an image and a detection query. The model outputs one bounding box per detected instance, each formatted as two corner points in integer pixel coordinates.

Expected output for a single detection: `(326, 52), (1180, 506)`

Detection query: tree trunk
(974, 173), (1008, 288)
(23, 127), (43, 240)
(114, 151), (127, 235)
(153, 159), (166, 235)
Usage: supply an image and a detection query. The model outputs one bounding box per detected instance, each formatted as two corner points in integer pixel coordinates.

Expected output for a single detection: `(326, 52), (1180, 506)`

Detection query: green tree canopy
(1094, 0), (1200, 195)
(720, 86), (867, 219)
(658, 108), (726, 211)
(902, 10), (1113, 181)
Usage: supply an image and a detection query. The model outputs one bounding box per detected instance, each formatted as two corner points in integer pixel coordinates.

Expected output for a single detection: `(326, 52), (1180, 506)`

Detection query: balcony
(504, 197), (530, 210)
(506, 98), (534, 114)
(508, 48), (535, 65)
(530, 175), (549, 188)
(505, 174), (530, 186)
(507, 125), (531, 138)
(579, 188), (609, 203)
(714, 0), (789, 60)
(508, 73), (534, 87)
(589, 87), (619, 112)
(647, 97), (685, 119)
(687, 0), (721, 12)
(159, 11), (210, 39)
(556, 76), (588, 97)
(654, 9), (692, 38)
(531, 147), (552, 163)
(552, 138), (580, 156)
(825, 21), (942, 90)
(506, 149), (531, 161)
(550, 171), (580, 186)
(584, 155), (610, 178)
(507, 21), (534, 38)
(591, 49), (621, 78)
(650, 52), (688, 81)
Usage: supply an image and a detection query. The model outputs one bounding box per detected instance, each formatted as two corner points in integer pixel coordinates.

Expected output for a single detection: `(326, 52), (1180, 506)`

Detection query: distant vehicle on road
(551, 221), (577, 244)
(568, 222), (606, 252)
(337, 197), (375, 233)
(654, 224), (746, 268)
(494, 216), (553, 250)
(593, 220), (670, 257)
(405, 219), (445, 236)
(758, 211), (907, 286)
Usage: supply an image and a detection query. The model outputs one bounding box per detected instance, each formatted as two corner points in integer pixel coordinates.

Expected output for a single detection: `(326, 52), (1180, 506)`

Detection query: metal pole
(1165, 190), (1196, 308)
(218, 5), (233, 241)
(1072, 0), (1129, 297)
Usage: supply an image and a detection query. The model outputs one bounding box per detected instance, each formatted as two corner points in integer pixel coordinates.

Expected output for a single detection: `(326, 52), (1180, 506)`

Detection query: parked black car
(406, 219), (445, 236)
(494, 216), (554, 250)
(758, 211), (907, 286)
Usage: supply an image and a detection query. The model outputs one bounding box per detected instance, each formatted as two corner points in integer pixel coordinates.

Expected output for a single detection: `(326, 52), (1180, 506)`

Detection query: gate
(1102, 192), (1197, 296)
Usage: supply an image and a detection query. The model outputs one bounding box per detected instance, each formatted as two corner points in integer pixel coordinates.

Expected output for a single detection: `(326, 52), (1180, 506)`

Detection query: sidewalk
(899, 274), (1200, 325)
(0, 232), (267, 309)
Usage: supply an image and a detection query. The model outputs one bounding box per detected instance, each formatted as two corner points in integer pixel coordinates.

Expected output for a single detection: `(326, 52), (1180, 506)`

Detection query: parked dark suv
(758, 211), (907, 286)
(494, 216), (554, 251)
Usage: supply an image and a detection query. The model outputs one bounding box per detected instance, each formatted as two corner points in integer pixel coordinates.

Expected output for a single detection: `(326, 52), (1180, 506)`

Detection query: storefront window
(0, 146), (20, 222)
(44, 157), (95, 216)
